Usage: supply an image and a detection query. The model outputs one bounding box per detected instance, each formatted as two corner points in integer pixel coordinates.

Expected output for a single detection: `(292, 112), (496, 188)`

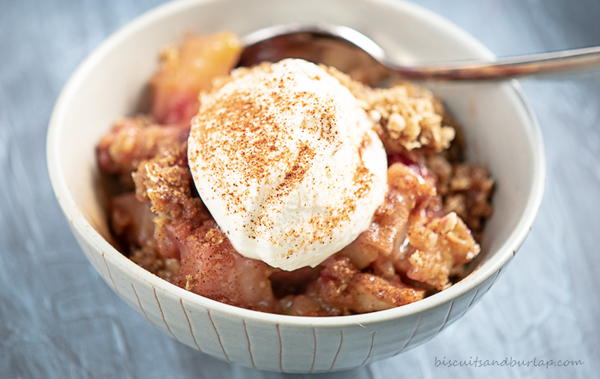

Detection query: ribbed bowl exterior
(74, 227), (501, 373)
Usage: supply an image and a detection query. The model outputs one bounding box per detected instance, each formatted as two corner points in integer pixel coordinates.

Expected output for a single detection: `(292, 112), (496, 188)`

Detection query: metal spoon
(238, 23), (600, 82)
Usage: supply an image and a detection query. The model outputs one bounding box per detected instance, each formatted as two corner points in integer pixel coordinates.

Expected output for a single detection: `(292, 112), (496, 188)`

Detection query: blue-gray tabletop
(1, 0), (599, 378)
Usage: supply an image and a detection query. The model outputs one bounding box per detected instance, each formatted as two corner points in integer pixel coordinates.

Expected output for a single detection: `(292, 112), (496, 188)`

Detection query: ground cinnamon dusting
(188, 60), (385, 255)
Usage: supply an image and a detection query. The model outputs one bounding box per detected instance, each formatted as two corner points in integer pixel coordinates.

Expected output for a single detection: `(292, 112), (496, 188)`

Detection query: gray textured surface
(1, 0), (598, 378)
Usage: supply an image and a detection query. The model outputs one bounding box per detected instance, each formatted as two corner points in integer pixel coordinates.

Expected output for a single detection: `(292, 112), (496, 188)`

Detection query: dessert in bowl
(47, 0), (544, 372)
(100, 39), (492, 315)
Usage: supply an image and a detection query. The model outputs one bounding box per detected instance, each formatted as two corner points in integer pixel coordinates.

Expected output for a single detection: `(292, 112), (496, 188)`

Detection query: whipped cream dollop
(188, 59), (387, 271)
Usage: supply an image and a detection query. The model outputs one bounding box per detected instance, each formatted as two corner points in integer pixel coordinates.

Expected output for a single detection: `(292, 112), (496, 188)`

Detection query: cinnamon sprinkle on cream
(188, 59), (388, 270)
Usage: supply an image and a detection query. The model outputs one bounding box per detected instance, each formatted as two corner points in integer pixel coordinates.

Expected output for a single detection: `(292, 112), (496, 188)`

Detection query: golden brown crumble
(324, 66), (455, 153)
(427, 155), (494, 238)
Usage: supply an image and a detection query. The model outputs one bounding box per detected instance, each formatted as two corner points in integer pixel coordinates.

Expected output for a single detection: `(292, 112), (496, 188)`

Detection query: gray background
(1, 0), (598, 378)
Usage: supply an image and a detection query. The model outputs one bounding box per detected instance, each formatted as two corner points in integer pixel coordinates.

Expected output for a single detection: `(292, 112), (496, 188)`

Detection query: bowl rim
(47, 0), (545, 327)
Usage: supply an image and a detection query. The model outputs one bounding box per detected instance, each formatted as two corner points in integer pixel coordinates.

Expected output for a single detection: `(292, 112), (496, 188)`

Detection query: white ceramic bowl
(47, 0), (545, 373)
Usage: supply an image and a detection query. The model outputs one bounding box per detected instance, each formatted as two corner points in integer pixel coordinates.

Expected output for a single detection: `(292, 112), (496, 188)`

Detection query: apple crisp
(96, 33), (494, 316)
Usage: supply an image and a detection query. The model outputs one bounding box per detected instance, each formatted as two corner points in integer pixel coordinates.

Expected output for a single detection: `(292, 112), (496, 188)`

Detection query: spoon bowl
(239, 24), (390, 85)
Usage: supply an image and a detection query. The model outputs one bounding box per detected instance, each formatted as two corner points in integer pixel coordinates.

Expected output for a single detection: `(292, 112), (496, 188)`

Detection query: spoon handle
(392, 46), (600, 80)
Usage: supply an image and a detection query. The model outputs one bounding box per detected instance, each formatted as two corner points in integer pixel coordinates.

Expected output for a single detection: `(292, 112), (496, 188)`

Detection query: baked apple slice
(150, 32), (241, 125)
